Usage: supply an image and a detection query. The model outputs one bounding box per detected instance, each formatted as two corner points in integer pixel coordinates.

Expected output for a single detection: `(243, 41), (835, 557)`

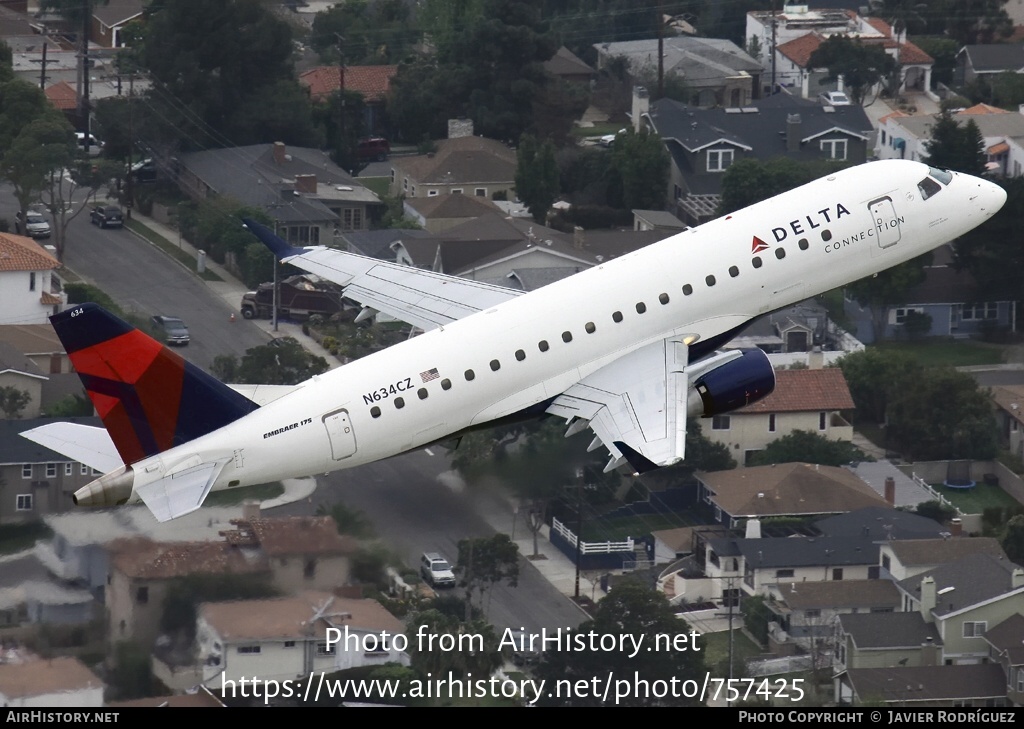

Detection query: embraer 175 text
(21, 160), (1006, 522)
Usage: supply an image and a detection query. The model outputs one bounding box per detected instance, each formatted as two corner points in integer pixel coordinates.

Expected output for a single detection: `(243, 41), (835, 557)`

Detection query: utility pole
(79, 0), (92, 152)
(574, 467), (583, 600)
(656, 7), (664, 100)
(770, 0), (778, 96)
(335, 34), (347, 169)
(39, 42), (48, 89)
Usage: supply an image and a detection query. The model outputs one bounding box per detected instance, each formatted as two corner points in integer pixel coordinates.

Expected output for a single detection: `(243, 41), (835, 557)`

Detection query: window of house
(136, 586), (148, 604)
(712, 415), (730, 430)
(65, 463), (73, 476)
(832, 567), (844, 581)
(428, 189), (438, 196)
(963, 621), (987, 638)
(29, 272), (36, 291)
(475, 188), (486, 197)
(819, 412), (827, 430)
(820, 139), (848, 160)
(775, 569), (795, 578)
(304, 558), (316, 578)
(316, 642), (334, 656)
(46, 463), (57, 478)
(768, 414), (776, 432)
(882, 554), (891, 571)
(892, 307), (925, 325)
(451, 189), (463, 195)
(403, 178), (408, 191)
(81, 463), (89, 475)
(16, 494), (32, 511)
(805, 608), (821, 618)
(881, 131), (887, 145)
(707, 148), (734, 172)
(239, 645), (262, 654)
(410, 186), (416, 197)
(962, 302), (998, 320)
(284, 641), (296, 648)
(1017, 667), (1024, 693)
(21, 464), (31, 479)
(390, 169), (395, 183)
(714, 505), (722, 522)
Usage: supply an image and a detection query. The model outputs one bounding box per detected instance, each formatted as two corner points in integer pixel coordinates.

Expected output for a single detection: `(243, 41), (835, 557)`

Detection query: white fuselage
(124, 160), (1006, 500)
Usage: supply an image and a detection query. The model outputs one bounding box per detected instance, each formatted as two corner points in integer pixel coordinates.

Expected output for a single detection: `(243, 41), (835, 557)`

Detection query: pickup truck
(241, 275), (345, 320)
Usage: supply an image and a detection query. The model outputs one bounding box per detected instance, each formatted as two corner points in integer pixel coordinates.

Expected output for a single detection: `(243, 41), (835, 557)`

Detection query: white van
(75, 132), (104, 157)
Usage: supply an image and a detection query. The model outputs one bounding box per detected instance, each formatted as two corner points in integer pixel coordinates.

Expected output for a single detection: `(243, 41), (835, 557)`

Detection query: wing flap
(135, 461), (225, 523)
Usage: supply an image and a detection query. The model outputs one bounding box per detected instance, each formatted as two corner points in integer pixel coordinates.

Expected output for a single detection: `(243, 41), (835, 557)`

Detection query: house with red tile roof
(299, 64), (397, 135)
(704, 366), (855, 466)
(0, 232), (64, 326)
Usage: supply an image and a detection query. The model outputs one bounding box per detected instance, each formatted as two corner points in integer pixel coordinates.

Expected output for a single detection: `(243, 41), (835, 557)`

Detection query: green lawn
(930, 481), (1021, 514)
(358, 176), (390, 198)
(871, 340), (1005, 367)
(571, 121), (625, 138)
(203, 482), (284, 507)
(580, 512), (696, 541)
(701, 629), (763, 673)
(126, 219), (223, 282)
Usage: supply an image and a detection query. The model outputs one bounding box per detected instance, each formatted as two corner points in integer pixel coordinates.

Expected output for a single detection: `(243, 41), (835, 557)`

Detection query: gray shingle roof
(846, 664), (1007, 703)
(898, 552), (1023, 617)
(707, 535), (879, 568)
(839, 611), (942, 649)
(814, 507), (947, 541)
(960, 44), (1024, 74)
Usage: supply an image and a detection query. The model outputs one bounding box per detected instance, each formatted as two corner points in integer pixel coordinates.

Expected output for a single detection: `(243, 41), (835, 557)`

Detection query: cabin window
(798, 238), (809, 251)
(705, 275), (716, 287)
(752, 257), (762, 269)
(490, 359), (500, 371)
(370, 406), (381, 418)
(821, 230), (832, 241)
(418, 388), (428, 400)
(394, 397), (405, 409)
(775, 248), (786, 260)
(635, 302), (646, 314)
(585, 322), (596, 334)
(728, 266), (739, 278)
(612, 311), (623, 323)
(465, 369), (476, 381)
(659, 293), (669, 305)
(562, 331), (573, 343)
(515, 349), (526, 361)
(682, 284), (693, 295)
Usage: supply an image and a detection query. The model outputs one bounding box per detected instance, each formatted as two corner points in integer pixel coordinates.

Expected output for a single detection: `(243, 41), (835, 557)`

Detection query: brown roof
(200, 591), (403, 641)
(699, 463), (886, 517)
(650, 527), (696, 553)
(777, 579), (900, 610)
(543, 46), (595, 78)
(735, 367), (854, 414)
(0, 233), (60, 272)
(991, 385), (1024, 425)
(0, 325), (63, 354)
(45, 81), (78, 111)
(393, 136), (517, 186)
(777, 32), (824, 67)
(108, 537), (269, 580)
(960, 103), (1009, 115)
(887, 537), (1007, 566)
(108, 686), (225, 707)
(405, 193), (502, 220)
(299, 65), (398, 103)
(0, 657), (103, 699)
(221, 516), (357, 557)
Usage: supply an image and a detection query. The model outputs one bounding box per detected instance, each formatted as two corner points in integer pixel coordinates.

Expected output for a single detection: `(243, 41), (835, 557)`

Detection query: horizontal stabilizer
(135, 461), (225, 523)
(19, 422), (122, 474)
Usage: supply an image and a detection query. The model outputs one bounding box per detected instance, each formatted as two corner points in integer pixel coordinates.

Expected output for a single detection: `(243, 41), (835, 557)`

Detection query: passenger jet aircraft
(21, 160), (1006, 522)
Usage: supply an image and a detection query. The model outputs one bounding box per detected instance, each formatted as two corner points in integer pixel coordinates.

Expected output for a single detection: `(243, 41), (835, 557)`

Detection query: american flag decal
(420, 368), (440, 383)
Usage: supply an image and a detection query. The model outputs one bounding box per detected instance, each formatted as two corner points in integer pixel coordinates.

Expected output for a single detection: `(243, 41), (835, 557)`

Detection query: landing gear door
(323, 410), (356, 461)
(869, 196), (902, 250)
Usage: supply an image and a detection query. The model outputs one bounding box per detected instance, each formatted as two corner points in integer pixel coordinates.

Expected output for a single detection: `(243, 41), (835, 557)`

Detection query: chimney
(884, 477), (896, 506)
(808, 346), (823, 370)
(573, 226), (584, 250)
(745, 518), (762, 539)
(273, 141), (286, 165)
(786, 114), (801, 153)
(242, 500), (261, 522)
(950, 518), (962, 537)
(920, 636), (939, 666)
(632, 85), (650, 132)
(448, 118), (474, 139)
(1013, 567), (1024, 590)
(919, 576), (936, 619)
(295, 174), (317, 194)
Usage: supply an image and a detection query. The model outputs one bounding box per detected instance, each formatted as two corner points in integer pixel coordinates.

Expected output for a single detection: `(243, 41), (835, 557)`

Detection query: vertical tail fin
(51, 303), (260, 465)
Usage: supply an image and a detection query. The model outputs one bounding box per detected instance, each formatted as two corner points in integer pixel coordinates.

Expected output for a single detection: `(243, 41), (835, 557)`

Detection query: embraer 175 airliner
(22, 160), (1006, 522)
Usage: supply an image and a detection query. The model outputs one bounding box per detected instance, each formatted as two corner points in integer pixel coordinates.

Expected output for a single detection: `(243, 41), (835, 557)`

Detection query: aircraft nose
(973, 177), (1007, 217)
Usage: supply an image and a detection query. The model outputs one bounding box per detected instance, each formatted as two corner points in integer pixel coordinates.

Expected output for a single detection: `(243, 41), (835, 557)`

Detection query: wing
(242, 218), (522, 331)
(546, 338), (746, 473)
(19, 422), (122, 474)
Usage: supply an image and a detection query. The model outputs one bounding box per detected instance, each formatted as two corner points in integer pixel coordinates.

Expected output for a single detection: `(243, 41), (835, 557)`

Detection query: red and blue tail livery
(50, 303), (260, 465)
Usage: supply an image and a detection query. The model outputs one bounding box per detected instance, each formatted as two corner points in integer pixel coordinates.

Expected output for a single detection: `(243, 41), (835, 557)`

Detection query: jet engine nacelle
(688, 348), (776, 418)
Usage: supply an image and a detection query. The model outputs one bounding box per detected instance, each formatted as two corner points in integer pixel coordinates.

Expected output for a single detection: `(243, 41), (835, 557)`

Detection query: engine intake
(689, 348), (776, 418)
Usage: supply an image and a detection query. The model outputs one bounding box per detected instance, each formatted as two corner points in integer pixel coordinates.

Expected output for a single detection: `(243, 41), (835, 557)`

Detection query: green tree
(233, 339), (330, 385)
(1000, 514), (1024, 564)
(846, 254), (931, 343)
(915, 500), (957, 525)
(42, 394), (93, 417)
(944, 0), (1012, 45)
(609, 127), (669, 210)
(516, 134), (559, 223)
(838, 348), (922, 425)
(807, 35), (896, 106)
(309, 0), (419, 65)
(316, 501), (375, 538)
(686, 420), (737, 471)
(719, 158), (842, 215)
(0, 386), (31, 418)
(953, 176), (1024, 303)
(750, 430), (867, 467)
(534, 581), (706, 706)
(922, 111), (987, 175)
(405, 608), (503, 679)
(456, 533), (519, 620)
(741, 593), (770, 647)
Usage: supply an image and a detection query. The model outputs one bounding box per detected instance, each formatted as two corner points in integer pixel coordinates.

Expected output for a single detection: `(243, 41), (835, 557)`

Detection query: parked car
(90, 205), (124, 228)
(150, 315), (190, 346)
(820, 90), (852, 106)
(75, 131), (104, 157)
(356, 137), (390, 162)
(420, 552), (456, 588)
(130, 158), (157, 183)
(14, 210), (51, 239)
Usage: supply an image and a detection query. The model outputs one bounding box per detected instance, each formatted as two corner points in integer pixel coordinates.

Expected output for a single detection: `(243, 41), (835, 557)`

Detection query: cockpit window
(918, 176), (942, 200)
(928, 167), (953, 185)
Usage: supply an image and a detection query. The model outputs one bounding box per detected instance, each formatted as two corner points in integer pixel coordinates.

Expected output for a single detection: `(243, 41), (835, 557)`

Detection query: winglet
(241, 217), (309, 260)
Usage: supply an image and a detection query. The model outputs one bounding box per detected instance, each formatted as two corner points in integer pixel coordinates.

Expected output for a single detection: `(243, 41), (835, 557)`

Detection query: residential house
(0, 656), (104, 707)
(403, 193), (505, 233)
(636, 92), (872, 224)
(0, 232), (64, 325)
(388, 132), (517, 201)
(177, 142), (380, 243)
(0, 342), (47, 419)
(835, 611), (943, 673)
(0, 323), (85, 413)
(0, 416), (105, 524)
(838, 664), (1008, 706)
(593, 37), (762, 108)
(848, 460), (949, 509)
(956, 44), (1024, 86)
(632, 209), (687, 233)
(298, 65), (397, 135)
(746, 6), (933, 98)
(697, 462), (887, 531)
(197, 591), (408, 686)
(896, 553), (1024, 664)
(876, 104), (1024, 177)
(984, 613), (1024, 706)
(543, 46), (596, 85)
(991, 385), (1024, 461)
(108, 686), (226, 707)
(704, 367), (855, 465)
(879, 537), (1008, 582)
(90, 0), (144, 48)
(723, 301), (830, 356)
(814, 506), (950, 541)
